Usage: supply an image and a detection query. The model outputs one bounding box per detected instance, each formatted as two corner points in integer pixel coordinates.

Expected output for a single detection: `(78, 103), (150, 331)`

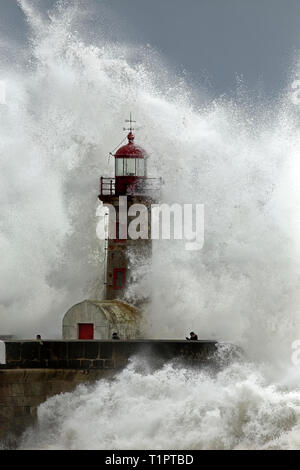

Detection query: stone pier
(0, 340), (218, 445)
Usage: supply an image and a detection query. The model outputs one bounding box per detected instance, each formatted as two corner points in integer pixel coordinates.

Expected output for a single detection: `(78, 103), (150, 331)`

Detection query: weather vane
(123, 112), (136, 132)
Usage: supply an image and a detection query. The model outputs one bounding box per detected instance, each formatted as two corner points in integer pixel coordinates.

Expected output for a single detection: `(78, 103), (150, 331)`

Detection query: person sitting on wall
(112, 332), (120, 340)
(36, 334), (43, 345)
(186, 331), (198, 341)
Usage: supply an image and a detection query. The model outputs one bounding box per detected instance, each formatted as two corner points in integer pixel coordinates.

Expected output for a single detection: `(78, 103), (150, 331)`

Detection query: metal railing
(99, 177), (162, 196)
(100, 177), (115, 195)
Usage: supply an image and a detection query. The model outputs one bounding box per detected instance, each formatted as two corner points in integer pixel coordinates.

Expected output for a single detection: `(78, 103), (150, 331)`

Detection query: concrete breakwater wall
(0, 340), (217, 445)
(0, 368), (112, 444)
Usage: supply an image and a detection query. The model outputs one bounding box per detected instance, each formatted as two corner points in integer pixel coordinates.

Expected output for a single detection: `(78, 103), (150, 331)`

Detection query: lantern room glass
(115, 158), (124, 176)
(115, 158), (145, 177)
(136, 159), (145, 176)
(125, 158), (135, 176)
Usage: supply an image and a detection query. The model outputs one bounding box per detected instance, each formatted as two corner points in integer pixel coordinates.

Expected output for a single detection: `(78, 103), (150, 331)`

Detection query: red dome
(114, 132), (145, 159)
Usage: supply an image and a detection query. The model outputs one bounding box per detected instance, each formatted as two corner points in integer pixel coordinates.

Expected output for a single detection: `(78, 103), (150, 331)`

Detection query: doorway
(78, 323), (94, 340)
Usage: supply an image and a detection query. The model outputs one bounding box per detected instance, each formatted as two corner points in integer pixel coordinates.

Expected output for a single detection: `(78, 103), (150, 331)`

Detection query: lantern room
(99, 115), (161, 200)
(114, 131), (147, 195)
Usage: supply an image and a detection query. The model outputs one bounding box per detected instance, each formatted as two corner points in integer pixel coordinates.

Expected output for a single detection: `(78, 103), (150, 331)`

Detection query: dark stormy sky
(1, 0), (300, 99)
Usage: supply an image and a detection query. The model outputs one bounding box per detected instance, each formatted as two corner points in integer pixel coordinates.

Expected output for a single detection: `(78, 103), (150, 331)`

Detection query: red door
(78, 323), (94, 340)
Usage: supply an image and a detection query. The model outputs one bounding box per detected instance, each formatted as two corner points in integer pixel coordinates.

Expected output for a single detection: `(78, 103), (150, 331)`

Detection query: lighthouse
(98, 115), (159, 301)
(62, 116), (160, 340)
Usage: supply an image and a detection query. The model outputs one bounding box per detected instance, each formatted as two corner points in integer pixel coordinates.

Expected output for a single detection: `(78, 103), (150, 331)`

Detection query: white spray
(1, 0), (300, 449)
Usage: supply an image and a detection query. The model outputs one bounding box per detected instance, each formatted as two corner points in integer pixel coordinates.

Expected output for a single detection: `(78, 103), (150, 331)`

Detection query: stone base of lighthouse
(62, 299), (141, 340)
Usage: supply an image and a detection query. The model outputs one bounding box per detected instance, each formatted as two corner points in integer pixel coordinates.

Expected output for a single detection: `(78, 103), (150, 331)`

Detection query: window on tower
(113, 268), (126, 289)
